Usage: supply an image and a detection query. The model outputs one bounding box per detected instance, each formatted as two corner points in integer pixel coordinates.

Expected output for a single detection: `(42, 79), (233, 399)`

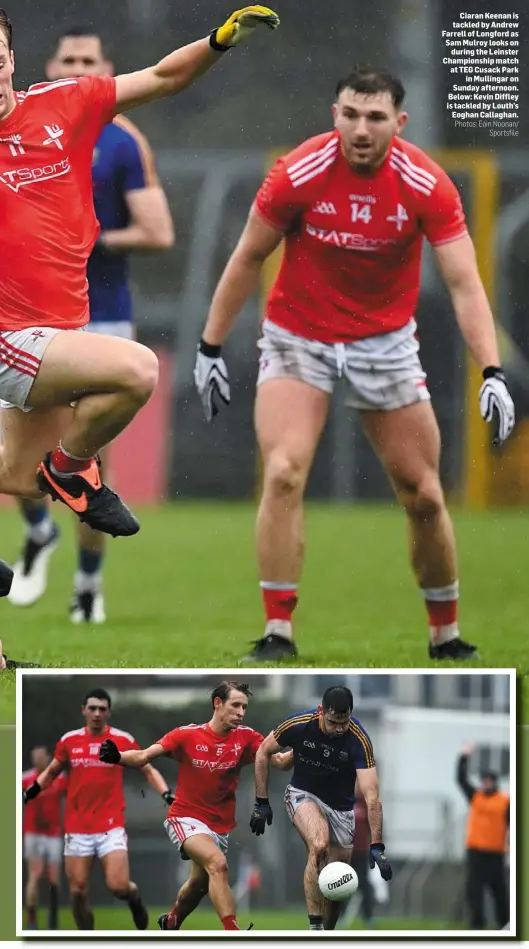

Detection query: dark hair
(210, 681), (252, 707)
(52, 25), (110, 60)
(83, 687), (112, 708)
(322, 685), (353, 716)
(335, 66), (405, 109)
(0, 9), (12, 49)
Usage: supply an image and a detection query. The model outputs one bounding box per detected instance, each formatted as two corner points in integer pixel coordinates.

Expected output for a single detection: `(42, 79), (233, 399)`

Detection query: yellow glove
(211, 6), (280, 50)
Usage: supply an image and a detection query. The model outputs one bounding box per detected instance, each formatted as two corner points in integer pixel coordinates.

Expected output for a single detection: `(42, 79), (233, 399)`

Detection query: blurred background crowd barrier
(21, 672), (512, 926)
(10, 0), (528, 508)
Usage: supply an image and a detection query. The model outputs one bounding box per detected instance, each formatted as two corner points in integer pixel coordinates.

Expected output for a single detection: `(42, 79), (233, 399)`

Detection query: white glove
(478, 368), (515, 446)
(194, 340), (231, 422)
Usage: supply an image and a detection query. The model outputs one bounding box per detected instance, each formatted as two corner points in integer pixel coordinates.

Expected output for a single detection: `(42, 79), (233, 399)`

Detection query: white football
(318, 861), (359, 901)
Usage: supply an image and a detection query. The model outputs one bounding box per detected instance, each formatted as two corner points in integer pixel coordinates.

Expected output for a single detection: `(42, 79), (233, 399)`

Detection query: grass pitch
(0, 501), (527, 722)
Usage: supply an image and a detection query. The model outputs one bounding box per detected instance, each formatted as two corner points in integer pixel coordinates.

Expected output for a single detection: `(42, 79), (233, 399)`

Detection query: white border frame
(15, 667), (517, 940)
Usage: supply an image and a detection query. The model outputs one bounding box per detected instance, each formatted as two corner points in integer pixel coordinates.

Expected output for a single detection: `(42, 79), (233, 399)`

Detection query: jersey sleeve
(240, 730), (264, 766)
(75, 75), (117, 127)
(349, 720), (376, 769)
(273, 715), (304, 748)
(255, 157), (308, 232)
(420, 168), (468, 246)
(54, 737), (69, 765)
(158, 727), (184, 756)
(118, 127), (160, 192)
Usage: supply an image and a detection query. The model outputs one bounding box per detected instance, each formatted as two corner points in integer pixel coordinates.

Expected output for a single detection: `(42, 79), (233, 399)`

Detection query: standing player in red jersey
(22, 687), (174, 931)
(0, 4), (279, 668)
(22, 746), (68, 930)
(99, 681), (292, 931)
(194, 65), (515, 663)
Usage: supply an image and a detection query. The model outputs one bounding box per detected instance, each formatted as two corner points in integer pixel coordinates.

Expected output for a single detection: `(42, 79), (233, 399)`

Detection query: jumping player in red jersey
(0, 5), (279, 669)
(99, 680), (292, 931)
(23, 687), (174, 931)
(194, 65), (515, 663)
(22, 746), (68, 930)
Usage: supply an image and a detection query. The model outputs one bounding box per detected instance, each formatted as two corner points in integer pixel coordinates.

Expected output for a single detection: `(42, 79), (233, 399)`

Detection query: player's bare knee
(205, 853), (228, 878)
(124, 345), (159, 405)
(265, 453), (306, 498)
(69, 882), (90, 899)
(400, 475), (444, 521)
(310, 840), (330, 868)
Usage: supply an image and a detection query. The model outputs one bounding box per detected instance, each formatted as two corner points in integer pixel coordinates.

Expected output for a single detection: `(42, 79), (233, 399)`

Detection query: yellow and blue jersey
(88, 115), (158, 325)
(273, 707), (375, 811)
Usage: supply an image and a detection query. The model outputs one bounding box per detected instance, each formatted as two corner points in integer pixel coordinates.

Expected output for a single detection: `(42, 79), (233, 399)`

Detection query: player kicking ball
(250, 685), (392, 931)
(195, 65), (515, 663)
(99, 681), (292, 932)
(23, 688), (174, 930)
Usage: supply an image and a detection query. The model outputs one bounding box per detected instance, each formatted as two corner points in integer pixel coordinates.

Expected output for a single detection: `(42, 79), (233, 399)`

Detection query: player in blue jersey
(250, 685), (392, 930)
(8, 26), (175, 623)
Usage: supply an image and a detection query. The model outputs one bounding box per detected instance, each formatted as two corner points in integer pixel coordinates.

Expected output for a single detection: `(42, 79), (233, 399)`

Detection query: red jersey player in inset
(99, 680), (292, 931)
(0, 5), (280, 668)
(22, 745), (67, 930)
(194, 65), (515, 663)
(23, 687), (174, 931)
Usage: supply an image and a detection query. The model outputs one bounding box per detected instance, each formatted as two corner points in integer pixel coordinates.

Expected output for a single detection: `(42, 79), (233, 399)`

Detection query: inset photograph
(17, 670), (514, 937)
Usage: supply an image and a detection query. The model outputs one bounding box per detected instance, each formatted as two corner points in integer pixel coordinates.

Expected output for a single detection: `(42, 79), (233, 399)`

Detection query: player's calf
(111, 883), (149, 931)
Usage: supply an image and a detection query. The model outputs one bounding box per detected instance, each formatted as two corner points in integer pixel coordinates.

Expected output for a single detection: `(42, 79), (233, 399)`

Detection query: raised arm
(115, 7), (279, 112)
(456, 743), (477, 803)
(23, 758), (64, 802)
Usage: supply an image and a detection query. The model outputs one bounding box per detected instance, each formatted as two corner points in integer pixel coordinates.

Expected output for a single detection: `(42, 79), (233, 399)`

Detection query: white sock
(28, 517), (55, 546)
(74, 571), (102, 595)
(264, 619), (293, 642)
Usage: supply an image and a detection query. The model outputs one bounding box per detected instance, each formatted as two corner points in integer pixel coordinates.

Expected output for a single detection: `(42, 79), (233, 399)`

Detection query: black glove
(23, 780), (41, 804)
(99, 738), (121, 764)
(249, 797), (273, 836)
(369, 842), (393, 881)
(162, 790), (175, 806)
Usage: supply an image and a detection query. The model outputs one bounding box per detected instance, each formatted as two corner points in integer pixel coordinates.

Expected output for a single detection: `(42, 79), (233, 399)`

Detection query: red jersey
(22, 767), (67, 836)
(255, 131), (467, 343)
(159, 723), (264, 834)
(0, 75), (116, 331)
(54, 724), (139, 834)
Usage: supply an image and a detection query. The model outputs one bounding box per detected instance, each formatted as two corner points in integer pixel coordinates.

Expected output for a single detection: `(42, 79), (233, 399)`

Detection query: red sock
(221, 915), (240, 931)
(425, 598), (458, 628)
(261, 586), (298, 623)
(50, 444), (92, 475)
(166, 909), (179, 930)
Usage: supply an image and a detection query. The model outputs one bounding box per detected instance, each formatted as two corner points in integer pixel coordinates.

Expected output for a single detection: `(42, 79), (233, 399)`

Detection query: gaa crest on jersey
(89, 744), (100, 756)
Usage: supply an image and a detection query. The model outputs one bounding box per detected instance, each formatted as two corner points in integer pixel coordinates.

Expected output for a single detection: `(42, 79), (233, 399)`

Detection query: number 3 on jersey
(350, 202), (372, 224)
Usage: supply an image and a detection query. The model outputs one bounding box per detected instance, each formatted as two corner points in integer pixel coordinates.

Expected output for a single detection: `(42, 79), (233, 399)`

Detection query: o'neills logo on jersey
(0, 156), (70, 193)
(306, 222), (398, 251)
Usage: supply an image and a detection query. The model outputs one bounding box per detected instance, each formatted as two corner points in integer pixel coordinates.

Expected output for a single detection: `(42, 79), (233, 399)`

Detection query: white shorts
(285, 785), (355, 849)
(164, 817), (229, 860)
(257, 318), (431, 411)
(24, 833), (63, 864)
(85, 321), (134, 340)
(0, 326), (60, 409)
(63, 826), (128, 859)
